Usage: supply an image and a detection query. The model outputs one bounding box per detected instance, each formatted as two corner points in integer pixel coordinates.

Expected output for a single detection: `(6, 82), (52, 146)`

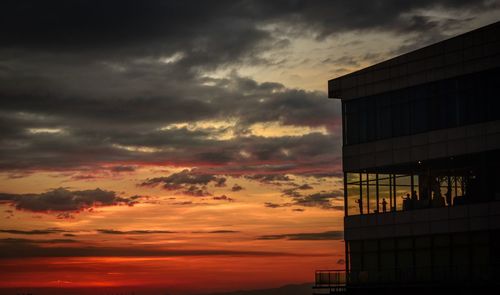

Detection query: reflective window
(344, 171), (478, 217)
(342, 68), (500, 145)
(346, 173), (361, 216)
(347, 230), (497, 285)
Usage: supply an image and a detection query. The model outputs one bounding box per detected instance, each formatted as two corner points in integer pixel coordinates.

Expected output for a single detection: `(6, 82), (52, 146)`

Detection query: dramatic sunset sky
(0, 1), (499, 294)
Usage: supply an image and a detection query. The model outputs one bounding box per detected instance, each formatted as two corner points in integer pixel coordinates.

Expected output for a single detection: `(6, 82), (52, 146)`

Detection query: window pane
(396, 175), (411, 211)
(347, 173), (361, 216)
(378, 174), (391, 213)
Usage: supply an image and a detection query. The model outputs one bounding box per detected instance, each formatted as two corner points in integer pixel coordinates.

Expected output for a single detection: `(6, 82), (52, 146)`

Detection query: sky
(0, 1), (499, 294)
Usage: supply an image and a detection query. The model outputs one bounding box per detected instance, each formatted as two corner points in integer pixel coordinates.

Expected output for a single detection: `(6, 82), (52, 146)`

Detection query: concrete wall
(329, 21), (500, 100)
(344, 201), (500, 241)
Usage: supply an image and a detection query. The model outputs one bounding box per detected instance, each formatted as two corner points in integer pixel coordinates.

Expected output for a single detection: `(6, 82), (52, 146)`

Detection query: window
(342, 67), (500, 145)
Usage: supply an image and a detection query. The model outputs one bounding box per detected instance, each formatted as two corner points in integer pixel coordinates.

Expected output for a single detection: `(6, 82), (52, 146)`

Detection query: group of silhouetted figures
(355, 195), (395, 214)
(355, 186), (466, 214)
(400, 189), (450, 211)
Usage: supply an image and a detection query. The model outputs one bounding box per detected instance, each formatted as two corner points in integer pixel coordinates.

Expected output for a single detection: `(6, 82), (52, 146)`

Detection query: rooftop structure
(315, 21), (500, 294)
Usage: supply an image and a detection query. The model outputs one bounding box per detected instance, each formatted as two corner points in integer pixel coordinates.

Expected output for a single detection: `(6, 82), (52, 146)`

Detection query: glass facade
(343, 151), (500, 216)
(346, 172), (473, 216)
(346, 230), (497, 285)
(342, 68), (500, 145)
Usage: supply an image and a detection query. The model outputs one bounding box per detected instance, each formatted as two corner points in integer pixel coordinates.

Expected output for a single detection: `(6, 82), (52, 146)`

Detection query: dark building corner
(315, 20), (500, 294)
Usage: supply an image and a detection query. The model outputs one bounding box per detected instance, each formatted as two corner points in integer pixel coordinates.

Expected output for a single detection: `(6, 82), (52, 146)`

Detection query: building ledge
(344, 200), (500, 240)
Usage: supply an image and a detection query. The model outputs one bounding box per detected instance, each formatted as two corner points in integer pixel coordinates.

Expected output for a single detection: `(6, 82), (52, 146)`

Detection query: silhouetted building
(315, 21), (500, 294)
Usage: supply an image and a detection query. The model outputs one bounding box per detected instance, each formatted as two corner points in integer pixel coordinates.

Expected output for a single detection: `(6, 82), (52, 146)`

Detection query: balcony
(315, 265), (498, 293)
(344, 200), (500, 241)
(313, 270), (346, 294)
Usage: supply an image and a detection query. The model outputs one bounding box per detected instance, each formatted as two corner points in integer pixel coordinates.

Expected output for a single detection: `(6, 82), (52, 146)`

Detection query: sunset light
(1, 1), (499, 295)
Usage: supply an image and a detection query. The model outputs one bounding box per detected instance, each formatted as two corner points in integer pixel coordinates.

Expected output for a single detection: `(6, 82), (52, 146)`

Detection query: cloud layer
(0, 239), (307, 259)
(141, 169), (227, 196)
(0, 188), (141, 214)
(257, 231), (344, 240)
(1, 0), (495, 178)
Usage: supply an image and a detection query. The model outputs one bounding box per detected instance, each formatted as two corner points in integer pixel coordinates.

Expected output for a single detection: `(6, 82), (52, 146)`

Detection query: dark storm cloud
(0, 188), (142, 213)
(231, 184), (244, 192)
(244, 174), (294, 184)
(293, 191), (344, 210)
(0, 242), (307, 259)
(0, 1), (275, 70)
(264, 202), (292, 208)
(257, 230), (344, 241)
(0, 48), (342, 175)
(183, 185), (212, 197)
(141, 169), (223, 189)
(140, 169), (227, 196)
(266, 189), (343, 210)
(0, 0), (494, 176)
(191, 230), (240, 234)
(212, 195), (235, 202)
(281, 189), (302, 198)
(97, 229), (177, 235)
(0, 1), (494, 51)
(214, 177), (228, 187)
(282, 183), (314, 198)
(0, 238), (78, 244)
(0, 75), (339, 133)
(297, 184), (313, 190)
(0, 228), (70, 235)
(109, 165), (136, 172)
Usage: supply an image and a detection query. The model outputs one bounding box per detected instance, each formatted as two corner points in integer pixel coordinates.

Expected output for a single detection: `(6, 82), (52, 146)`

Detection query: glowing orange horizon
(0, 165), (345, 292)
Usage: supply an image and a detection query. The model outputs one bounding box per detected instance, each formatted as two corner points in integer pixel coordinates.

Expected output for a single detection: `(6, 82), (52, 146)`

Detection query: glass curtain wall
(345, 172), (469, 216)
(342, 67), (500, 146)
(347, 231), (495, 285)
(346, 173), (413, 216)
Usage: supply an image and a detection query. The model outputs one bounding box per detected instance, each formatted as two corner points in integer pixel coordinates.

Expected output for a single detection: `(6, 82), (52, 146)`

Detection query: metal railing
(314, 270), (346, 287)
(315, 265), (497, 288)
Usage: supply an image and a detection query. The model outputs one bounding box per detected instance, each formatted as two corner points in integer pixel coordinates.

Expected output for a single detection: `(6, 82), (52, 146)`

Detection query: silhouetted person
(445, 188), (452, 206)
(381, 198), (388, 212)
(402, 193), (412, 210)
(355, 197), (363, 214)
(432, 191), (446, 207)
